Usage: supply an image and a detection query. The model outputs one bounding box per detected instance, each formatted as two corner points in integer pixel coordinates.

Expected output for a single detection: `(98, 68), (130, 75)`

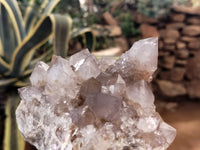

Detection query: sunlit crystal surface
(16, 37), (176, 150)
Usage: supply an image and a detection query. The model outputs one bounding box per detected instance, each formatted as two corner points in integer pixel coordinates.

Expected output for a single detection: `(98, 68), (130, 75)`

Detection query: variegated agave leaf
(0, 0), (71, 87)
(0, 0), (95, 88)
(71, 27), (96, 52)
(2, 14), (72, 84)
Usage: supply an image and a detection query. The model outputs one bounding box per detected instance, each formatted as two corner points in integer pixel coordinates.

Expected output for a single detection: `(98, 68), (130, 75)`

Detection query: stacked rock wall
(135, 6), (200, 99)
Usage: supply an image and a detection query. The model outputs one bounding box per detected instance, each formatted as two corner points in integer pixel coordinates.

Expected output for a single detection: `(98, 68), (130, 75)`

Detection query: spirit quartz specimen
(16, 37), (176, 150)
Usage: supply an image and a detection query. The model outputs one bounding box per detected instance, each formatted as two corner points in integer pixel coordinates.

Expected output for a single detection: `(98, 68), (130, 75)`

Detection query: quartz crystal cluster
(16, 37), (176, 150)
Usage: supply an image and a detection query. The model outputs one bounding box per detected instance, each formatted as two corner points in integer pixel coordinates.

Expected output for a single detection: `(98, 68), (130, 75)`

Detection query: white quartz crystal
(16, 37), (176, 150)
(30, 61), (49, 88)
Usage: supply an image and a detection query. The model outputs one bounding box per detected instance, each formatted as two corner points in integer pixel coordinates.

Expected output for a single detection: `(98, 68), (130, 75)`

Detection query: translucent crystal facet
(16, 37), (176, 150)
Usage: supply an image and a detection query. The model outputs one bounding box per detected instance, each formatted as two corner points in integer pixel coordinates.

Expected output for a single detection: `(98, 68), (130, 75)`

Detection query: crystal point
(112, 37), (158, 83)
(30, 61), (49, 87)
(16, 38), (176, 150)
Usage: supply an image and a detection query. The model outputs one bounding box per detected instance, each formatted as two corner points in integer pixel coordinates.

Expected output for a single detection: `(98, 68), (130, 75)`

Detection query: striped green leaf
(43, 0), (60, 14)
(50, 14), (72, 57)
(23, 0), (36, 33)
(8, 14), (73, 77)
(0, 0), (26, 63)
(3, 91), (25, 150)
(0, 78), (17, 87)
(9, 16), (53, 77)
(0, 5), (16, 62)
(0, 37), (3, 56)
(0, 57), (9, 74)
(0, 0), (96, 88)
(71, 28), (96, 51)
(0, 0), (25, 43)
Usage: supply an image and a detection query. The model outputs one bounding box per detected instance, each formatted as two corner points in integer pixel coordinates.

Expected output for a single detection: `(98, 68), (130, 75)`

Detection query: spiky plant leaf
(0, 0), (25, 45)
(0, 0), (95, 88)
(0, 38), (3, 56)
(30, 47), (53, 67)
(3, 91), (25, 150)
(43, 0), (60, 14)
(8, 14), (71, 77)
(51, 14), (72, 57)
(0, 78), (18, 87)
(71, 28), (96, 51)
(23, 0), (35, 33)
(0, 57), (9, 74)
(9, 16), (53, 77)
(82, 30), (96, 51)
(25, 0), (60, 33)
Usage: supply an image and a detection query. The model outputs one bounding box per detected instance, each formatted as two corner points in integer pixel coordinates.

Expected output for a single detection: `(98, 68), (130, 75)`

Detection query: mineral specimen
(16, 37), (176, 150)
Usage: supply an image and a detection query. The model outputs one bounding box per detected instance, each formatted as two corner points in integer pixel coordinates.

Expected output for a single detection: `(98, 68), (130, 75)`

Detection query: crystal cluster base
(16, 37), (176, 150)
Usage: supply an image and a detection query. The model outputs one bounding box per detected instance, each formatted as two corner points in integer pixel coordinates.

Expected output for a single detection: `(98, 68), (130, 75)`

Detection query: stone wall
(135, 6), (200, 99)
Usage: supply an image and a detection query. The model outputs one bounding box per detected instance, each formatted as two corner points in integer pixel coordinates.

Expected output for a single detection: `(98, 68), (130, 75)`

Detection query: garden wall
(135, 6), (200, 99)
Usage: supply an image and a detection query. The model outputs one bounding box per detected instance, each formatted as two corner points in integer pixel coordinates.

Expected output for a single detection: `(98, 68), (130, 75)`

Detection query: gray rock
(166, 22), (185, 29)
(186, 80), (200, 98)
(170, 13), (185, 22)
(181, 36), (197, 42)
(160, 55), (175, 69)
(157, 80), (186, 97)
(176, 49), (189, 59)
(175, 59), (187, 66)
(173, 5), (200, 15)
(182, 25), (200, 36)
(176, 42), (186, 50)
(188, 41), (200, 50)
(186, 52), (200, 80)
(187, 17), (200, 25)
(160, 29), (180, 40)
(159, 67), (185, 82)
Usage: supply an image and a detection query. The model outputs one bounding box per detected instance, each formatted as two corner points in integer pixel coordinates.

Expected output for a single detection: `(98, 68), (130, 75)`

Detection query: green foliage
(54, 0), (81, 17)
(120, 13), (140, 37)
(136, 0), (189, 18)
(137, 0), (172, 18)
(0, 0), (95, 88)
(113, 8), (124, 18)
(95, 36), (115, 50)
(86, 13), (102, 26)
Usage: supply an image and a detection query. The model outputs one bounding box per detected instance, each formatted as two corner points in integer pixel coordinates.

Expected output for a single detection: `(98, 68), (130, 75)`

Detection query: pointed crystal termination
(16, 37), (176, 150)
(110, 37), (158, 83)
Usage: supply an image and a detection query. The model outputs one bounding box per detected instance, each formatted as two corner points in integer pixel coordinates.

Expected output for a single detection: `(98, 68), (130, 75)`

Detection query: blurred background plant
(136, 0), (173, 18)
(120, 13), (140, 37)
(118, 0), (189, 18)
(0, 0), (95, 88)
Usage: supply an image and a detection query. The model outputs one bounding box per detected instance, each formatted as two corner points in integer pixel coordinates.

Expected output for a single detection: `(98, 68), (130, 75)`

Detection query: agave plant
(0, 0), (95, 149)
(0, 0), (95, 87)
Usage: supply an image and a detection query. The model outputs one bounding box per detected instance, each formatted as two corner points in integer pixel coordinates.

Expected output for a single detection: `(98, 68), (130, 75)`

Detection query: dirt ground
(157, 100), (200, 150)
